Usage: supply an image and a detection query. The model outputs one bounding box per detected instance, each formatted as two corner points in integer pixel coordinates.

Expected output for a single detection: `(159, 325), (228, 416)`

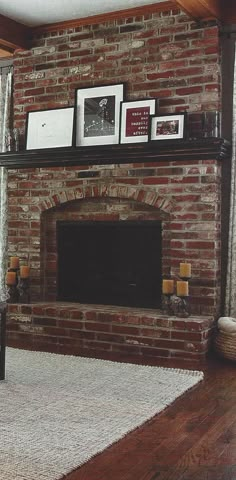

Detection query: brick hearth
(7, 303), (214, 363)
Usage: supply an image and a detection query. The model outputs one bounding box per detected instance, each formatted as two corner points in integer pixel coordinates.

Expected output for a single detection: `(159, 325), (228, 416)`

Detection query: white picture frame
(26, 107), (75, 150)
(75, 83), (125, 147)
(120, 99), (157, 144)
(149, 113), (186, 141)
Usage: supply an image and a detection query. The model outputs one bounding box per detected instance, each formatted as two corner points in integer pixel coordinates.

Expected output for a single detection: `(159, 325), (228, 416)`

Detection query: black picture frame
(75, 83), (125, 147)
(149, 113), (187, 142)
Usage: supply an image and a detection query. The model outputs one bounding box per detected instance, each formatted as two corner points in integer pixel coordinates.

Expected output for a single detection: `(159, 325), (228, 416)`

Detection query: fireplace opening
(57, 221), (162, 308)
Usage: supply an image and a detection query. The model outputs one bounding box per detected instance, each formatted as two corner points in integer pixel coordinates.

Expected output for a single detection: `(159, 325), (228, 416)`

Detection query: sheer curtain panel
(0, 66), (13, 304)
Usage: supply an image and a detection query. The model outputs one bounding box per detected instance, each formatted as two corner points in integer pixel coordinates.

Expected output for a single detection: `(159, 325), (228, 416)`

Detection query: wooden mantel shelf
(0, 138), (230, 170)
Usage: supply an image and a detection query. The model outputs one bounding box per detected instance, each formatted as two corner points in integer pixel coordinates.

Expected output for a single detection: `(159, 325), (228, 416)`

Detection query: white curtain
(0, 67), (13, 303)
(225, 50), (236, 316)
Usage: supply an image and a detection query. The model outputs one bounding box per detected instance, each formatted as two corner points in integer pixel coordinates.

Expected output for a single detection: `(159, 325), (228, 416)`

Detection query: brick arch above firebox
(38, 184), (175, 215)
(40, 189), (172, 303)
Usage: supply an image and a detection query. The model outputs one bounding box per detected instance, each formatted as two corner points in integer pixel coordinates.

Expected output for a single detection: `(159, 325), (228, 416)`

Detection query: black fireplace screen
(57, 221), (162, 308)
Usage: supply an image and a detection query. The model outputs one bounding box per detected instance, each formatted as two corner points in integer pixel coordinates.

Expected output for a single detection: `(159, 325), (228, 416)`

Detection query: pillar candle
(162, 279), (174, 295)
(176, 281), (189, 297)
(6, 271), (17, 285)
(10, 256), (19, 269)
(20, 265), (30, 278)
(179, 262), (191, 278)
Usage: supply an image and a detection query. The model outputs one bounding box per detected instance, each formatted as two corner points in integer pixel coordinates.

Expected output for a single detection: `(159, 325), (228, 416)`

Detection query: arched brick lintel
(39, 184), (175, 214)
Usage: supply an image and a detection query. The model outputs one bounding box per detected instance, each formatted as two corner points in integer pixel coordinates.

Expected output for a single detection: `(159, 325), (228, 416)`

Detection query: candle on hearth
(179, 262), (191, 278)
(6, 271), (17, 285)
(20, 265), (30, 279)
(10, 256), (19, 269)
(177, 281), (189, 297)
(162, 279), (174, 295)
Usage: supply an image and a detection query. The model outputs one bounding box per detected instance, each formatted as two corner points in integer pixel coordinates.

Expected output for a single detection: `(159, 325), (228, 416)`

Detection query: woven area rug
(0, 348), (203, 480)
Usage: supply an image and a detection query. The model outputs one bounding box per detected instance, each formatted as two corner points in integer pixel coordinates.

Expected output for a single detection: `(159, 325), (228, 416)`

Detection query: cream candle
(10, 256), (19, 269)
(162, 279), (174, 295)
(6, 271), (17, 285)
(20, 266), (30, 278)
(177, 281), (189, 297)
(179, 263), (191, 278)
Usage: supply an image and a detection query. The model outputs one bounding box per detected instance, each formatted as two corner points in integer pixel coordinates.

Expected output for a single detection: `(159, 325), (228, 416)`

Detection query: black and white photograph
(75, 83), (124, 146)
(84, 95), (116, 138)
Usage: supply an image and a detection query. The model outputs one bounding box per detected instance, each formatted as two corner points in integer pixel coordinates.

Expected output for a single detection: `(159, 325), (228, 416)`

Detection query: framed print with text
(75, 83), (125, 146)
(120, 98), (157, 144)
(26, 107), (75, 150)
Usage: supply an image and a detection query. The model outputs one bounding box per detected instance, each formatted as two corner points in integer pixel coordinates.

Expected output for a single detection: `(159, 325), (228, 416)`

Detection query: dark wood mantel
(0, 138), (231, 170)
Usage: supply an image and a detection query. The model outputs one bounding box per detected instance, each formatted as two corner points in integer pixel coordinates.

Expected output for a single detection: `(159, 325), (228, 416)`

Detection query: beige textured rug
(0, 348), (203, 480)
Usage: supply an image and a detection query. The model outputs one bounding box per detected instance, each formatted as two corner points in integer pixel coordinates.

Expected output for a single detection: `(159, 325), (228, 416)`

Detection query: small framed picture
(26, 107), (75, 150)
(75, 83), (125, 147)
(149, 113), (186, 141)
(119, 99), (157, 144)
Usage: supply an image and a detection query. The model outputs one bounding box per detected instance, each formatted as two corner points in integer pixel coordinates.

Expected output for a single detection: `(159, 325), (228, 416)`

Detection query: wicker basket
(214, 330), (236, 361)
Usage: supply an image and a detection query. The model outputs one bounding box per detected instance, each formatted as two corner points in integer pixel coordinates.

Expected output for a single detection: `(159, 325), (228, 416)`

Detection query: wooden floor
(60, 352), (236, 480)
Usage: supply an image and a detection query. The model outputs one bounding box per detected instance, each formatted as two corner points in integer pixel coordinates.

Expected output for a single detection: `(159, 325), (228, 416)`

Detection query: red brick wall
(8, 7), (222, 316)
(6, 8), (223, 359)
(7, 158), (221, 317)
(13, 8), (221, 137)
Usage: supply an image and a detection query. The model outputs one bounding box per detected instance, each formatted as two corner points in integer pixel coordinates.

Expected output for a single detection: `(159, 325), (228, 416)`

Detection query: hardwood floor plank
(64, 356), (236, 480)
(179, 466), (236, 480)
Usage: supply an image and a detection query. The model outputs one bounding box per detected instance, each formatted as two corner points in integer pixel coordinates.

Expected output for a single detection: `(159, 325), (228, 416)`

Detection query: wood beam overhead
(0, 14), (30, 52)
(0, 48), (13, 58)
(174, 0), (226, 22)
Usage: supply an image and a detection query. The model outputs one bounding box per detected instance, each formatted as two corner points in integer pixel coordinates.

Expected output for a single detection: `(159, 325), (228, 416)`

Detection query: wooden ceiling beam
(0, 14), (30, 52)
(0, 48), (13, 58)
(174, 0), (226, 22)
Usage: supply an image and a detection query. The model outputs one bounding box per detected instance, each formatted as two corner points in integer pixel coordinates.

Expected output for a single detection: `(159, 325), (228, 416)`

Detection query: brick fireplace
(4, 5), (228, 362)
(3, 139), (228, 363)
